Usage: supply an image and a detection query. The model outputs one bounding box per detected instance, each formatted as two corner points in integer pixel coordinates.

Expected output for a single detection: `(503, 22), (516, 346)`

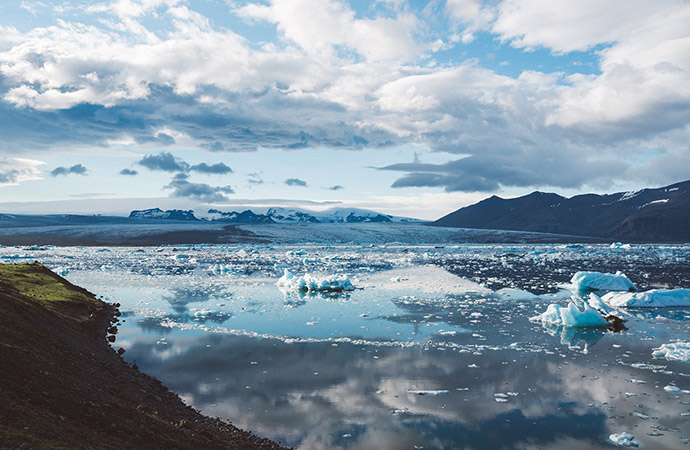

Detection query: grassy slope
(0, 263), (287, 450)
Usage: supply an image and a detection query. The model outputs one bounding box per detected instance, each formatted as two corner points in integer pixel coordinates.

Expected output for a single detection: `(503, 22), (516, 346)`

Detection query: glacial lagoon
(3, 243), (690, 449)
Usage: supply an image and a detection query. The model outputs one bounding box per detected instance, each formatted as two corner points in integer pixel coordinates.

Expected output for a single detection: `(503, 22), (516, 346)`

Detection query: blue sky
(1, 0), (689, 219)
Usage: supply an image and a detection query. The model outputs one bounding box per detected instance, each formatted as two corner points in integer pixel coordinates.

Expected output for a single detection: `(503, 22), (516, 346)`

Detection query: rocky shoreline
(0, 263), (288, 450)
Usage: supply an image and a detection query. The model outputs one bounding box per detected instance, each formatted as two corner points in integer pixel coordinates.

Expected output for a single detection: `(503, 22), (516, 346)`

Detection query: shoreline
(0, 262), (289, 450)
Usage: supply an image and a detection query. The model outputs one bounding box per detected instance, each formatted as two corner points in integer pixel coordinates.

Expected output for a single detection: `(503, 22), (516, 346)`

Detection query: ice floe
(608, 432), (640, 447)
(602, 289), (690, 307)
(570, 271), (636, 292)
(530, 300), (608, 327)
(652, 341), (690, 362)
(407, 389), (449, 396)
(277, 269), (355, 292)
(358, 265), (490, 295)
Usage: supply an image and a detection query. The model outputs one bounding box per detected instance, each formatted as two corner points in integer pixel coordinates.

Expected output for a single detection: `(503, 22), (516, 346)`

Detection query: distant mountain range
(433, 180), (690, 242)
(129, 207), (419, 224)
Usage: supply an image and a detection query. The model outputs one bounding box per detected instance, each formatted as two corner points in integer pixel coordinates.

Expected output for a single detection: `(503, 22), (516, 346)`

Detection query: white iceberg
(530, 300), (608, 327)
(652, 341), (690, 362)
(586, 293), (611, 315)
(608, 432), (639, 447)
(570, 271), (636, 292)
(602, 289), (690, 307)
(277, 269), (355, 292)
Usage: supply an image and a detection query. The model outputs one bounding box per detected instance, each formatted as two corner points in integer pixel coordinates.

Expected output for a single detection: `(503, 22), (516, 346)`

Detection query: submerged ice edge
(157, 318), (548, 353)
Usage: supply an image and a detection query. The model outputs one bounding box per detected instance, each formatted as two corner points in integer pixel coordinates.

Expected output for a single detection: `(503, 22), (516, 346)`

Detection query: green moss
(0, 262), (99, 307)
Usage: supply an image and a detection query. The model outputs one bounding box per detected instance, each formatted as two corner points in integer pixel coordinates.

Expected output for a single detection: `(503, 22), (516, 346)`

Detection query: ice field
(3, 243), (690, 449)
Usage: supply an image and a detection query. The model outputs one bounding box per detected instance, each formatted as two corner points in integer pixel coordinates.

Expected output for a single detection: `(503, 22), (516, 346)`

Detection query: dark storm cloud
(284, 178), (308, 187)
(119, 168), (138, 176)
(50, 164), (87, 177)
(190, 162), (233, 175)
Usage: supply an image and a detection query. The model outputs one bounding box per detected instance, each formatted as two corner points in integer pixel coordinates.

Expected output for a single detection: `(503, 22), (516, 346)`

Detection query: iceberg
(570, 271), (636, 292)
(530, 300), (608, 327)
(608, 432), (639, 447)
(602, 288), (690, 307)
(277, 269), (355, 292)
(652, 341), (690, 362)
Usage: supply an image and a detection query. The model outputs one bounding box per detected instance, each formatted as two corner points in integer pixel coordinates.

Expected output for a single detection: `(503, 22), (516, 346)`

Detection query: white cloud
(0, 0), (689, 194)
(0, 158), (45, 186)
(236, 0), (426, 62)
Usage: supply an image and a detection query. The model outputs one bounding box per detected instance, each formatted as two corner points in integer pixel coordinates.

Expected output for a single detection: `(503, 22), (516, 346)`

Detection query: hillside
(433, 180), (690, 242)
(0, 263), (287, 450)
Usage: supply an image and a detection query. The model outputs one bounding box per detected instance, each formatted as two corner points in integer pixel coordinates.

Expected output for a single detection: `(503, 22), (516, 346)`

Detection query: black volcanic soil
(0, 263), (289, 450)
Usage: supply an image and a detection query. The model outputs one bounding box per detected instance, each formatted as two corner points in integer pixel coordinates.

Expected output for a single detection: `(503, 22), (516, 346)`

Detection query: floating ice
(530, 300), (608, 327)
(608, 432), (640, 447)
(277, 269), (355, 292)
(652, 341), (690, 362)
(570, 271), (636, 292)
(663, 385), (688, 393)
(407, 389), (449, 396)
(610, 242), (632, 250)
(360, 265), (490, 295)
(52, 267), (70, 277)
(586, 293), (612, 315)
(495, 288), (539, 300)
(602, 289), (690, 307)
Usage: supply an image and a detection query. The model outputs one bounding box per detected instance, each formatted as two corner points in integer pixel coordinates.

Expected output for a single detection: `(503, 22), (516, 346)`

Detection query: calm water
(3, 243), (690, 449)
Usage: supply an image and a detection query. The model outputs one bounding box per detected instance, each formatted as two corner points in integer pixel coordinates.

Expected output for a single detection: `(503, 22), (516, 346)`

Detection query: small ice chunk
(408, 389), (449, 396)
(609, 432), (640, 447)
(603, 289), (690, 308)
(570, 271), (636, 292)
(610, 242), (632, 249)
(664, 385), (683, 393)
(495, 288), (539, 300)
(530, 300), (608, 327)
(277, 269), (355, 292)
(652, 341), (690, 362)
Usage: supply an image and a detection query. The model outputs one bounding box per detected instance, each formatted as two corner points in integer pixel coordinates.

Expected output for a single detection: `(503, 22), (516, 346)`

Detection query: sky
(0, 0), (689, 220)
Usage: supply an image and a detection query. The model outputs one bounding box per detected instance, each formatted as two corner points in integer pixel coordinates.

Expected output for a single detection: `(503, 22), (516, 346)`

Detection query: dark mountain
(433, 180), (690, 242)
(128, 208), (199, 221)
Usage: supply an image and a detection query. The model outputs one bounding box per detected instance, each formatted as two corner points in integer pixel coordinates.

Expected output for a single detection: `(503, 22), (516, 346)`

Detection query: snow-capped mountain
(128, 208), (199, 221)
(126, 207), (419, 224)
(209, 207), (419, 224)
(206, 209), (275, 223)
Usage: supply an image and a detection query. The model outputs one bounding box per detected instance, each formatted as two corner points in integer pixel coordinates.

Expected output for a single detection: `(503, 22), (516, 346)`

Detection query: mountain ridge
(433, 180), (690, 242)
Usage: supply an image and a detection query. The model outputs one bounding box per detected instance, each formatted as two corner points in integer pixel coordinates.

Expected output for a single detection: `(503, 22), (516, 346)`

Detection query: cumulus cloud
(165, 173), (235, 202)
(1, 0), (690, 193)
(119, 168), (138, 175)
(190, 162), (233, 175)
(138, 152), (190, 173)
(0, 158), (44, 186)
(284, 178), (308, 187)
(50, 164), (87, 177)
